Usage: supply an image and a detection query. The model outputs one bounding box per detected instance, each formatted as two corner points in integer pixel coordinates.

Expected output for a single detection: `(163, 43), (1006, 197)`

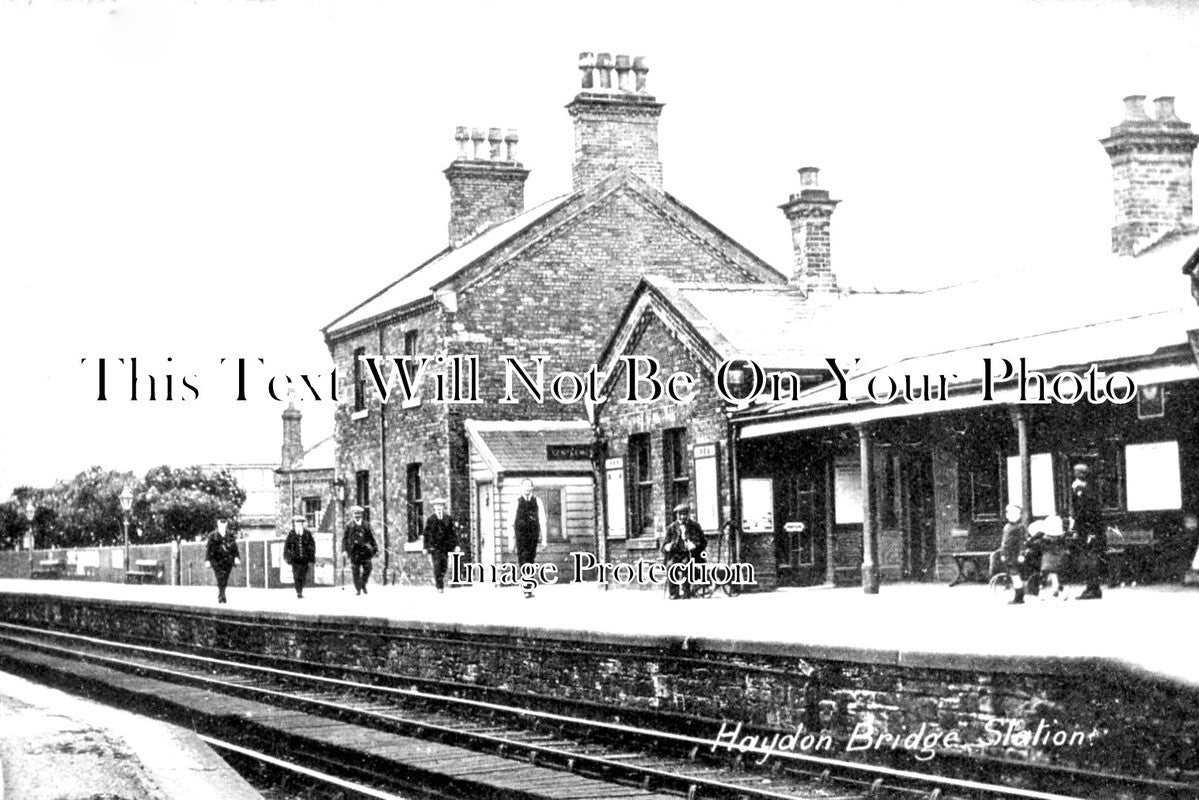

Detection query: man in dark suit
(342, 505), (377, 596)
(662, 502), (707, 599)
(1071, 463), (1106, 600)
(204, 516), (239, 604)
(423, 499), (458, 593)
(511, 479), (545, 598)
(283, 514), (316, 599)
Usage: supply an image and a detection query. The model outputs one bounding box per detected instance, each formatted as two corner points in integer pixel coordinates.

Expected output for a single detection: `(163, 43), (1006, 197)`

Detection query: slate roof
(739, 232), (1199, 428)
(322, 171), (786, 340)
(465, 421), (593, 475)
(323, 195), (571, 336)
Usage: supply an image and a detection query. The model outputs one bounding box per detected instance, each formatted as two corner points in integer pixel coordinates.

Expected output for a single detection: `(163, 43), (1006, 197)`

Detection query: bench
(125, 559), (163, 584)
(31, 559), (66, 580)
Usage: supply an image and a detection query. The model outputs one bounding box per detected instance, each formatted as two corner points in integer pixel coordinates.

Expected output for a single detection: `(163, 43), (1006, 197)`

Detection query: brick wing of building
(321, 53), (785, 586)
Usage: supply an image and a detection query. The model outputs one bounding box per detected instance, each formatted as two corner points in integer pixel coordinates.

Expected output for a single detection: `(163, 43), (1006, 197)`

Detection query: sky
(2, 0), (1199, 497)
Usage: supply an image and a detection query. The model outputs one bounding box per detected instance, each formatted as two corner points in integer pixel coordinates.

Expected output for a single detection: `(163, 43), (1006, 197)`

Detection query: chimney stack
(566, 51), (664, 191)
(282, 401), (303, 470)
(779, 167), (840, 296)
(1102, 95), (1199, 256)
(444, 124), (529, 247)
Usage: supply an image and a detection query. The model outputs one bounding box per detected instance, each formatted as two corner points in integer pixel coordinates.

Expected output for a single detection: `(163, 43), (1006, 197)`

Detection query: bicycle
(692, 521), (742, 599)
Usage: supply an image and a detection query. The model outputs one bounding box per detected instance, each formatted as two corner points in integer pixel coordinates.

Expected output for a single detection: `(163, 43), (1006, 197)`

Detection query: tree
(139, 465), (246, 543)
(45, 468), (137, 548)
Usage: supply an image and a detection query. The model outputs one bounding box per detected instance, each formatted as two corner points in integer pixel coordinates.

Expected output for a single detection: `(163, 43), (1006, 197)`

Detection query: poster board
(740, 478), (774, 533)
(604, 457), (626, 539)
(693, 443), (719, 532)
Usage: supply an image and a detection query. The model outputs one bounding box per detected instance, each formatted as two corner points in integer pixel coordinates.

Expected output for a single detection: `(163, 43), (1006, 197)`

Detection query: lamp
(120, 485), (134, 573)
(332, 477), (347, 506)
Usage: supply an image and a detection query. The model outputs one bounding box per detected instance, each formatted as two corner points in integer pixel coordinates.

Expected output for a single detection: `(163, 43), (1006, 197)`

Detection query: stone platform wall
(1, 592), (1195, 787)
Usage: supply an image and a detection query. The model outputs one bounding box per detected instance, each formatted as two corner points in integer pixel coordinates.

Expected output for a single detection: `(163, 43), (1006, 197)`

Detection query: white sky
(2, 0), (1198, 497)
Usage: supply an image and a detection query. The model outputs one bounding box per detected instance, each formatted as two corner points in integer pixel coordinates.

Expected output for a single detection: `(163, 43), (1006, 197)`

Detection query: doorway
(776, 469), (827, 586)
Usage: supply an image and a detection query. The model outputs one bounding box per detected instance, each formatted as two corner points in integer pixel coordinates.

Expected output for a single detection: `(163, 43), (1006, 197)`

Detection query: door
(776, 469), (827, 586)
(903, 453), (937, 580)
(476, 483), (495, 567)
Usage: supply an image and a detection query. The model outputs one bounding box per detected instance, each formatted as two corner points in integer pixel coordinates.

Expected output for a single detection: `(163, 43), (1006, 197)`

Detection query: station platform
(0, 667), (261, 800)
(1, 577), (1197, 686)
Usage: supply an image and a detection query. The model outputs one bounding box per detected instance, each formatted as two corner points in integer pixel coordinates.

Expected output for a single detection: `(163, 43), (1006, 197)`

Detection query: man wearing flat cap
(283, 514), (316, 599)
(342, 505), (377, 596)
(1070, 462), (1106, 600)
(423, 498), (458, 593)
(662, 502), (707, 599)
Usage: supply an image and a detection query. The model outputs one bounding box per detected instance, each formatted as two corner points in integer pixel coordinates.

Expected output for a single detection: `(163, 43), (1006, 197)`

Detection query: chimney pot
(578, 51), (596, 89)
(615, 54), (632, 91)
(1123, 95), (1150, 121)
(596, 52), (613, 89)
(1155, 96), (1180, 122)
(471, 127), (486, 159)
(454, 125), (470, 160)
(488, 127), (503, 160)
(504, 129), (519, 162)
(798, 166), (820, 187)
(632, 56), (648, 92)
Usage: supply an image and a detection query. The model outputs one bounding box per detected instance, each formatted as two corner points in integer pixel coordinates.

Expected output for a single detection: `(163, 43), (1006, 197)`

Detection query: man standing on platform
(662, 502), (707, 599)
(1071, 462), (1106, 600)
(511, 479), (546, 598)
(283, 514), (316, 599)
(205, 516), (239, 604)
(424, 499), (458, 593)
(342, 505), (377, 596)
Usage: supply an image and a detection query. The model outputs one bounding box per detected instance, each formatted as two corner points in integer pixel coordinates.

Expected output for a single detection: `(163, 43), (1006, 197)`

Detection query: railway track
(0, 621), (1186, 800)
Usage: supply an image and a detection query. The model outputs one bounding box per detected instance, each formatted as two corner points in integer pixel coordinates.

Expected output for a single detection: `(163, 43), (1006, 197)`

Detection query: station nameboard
(547, 444), (591, 461)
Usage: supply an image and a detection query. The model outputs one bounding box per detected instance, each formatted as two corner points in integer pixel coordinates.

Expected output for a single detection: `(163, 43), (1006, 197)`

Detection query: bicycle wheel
(988, 572), (1013, 596)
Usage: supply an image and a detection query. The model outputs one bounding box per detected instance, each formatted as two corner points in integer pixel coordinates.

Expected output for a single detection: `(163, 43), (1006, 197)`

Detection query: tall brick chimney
(779, 167), (840, 296)
(444, 126), (529, 247)
(281, 401), (303, 470)
(566, 52), (663, 191)
(1102, 95), (1199, 256)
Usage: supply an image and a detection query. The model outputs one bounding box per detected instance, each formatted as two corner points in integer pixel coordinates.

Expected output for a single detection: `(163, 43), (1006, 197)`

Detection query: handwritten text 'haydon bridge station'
(81, 355), (1137, 406)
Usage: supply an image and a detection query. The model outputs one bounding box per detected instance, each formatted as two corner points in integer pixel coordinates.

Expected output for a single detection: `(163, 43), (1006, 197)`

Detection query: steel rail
(198, 734), (409, 800)
(0, 621), (1162, 800)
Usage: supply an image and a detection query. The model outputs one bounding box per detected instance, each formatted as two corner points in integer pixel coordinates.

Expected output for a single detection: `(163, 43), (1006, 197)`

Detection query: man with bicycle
(662, 502), (707, 599)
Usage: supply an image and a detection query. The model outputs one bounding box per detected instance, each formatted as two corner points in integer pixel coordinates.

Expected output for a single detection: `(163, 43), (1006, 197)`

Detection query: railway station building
(321, 53), (784, 585)
(592, 94), (1199, 591)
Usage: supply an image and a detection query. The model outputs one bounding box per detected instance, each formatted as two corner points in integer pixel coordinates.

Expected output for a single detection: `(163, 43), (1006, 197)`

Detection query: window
(833, 454), (863, 524)
(353, 346), (367, 412)
(355, 471), (370, 523)
(878, 450), (900, 529)
(406, 463), (423, 543)
(959, 453), (1002, 522)
(533, 487), (567, 543)
(1065, 444), (1124, 512)
(403, 330), (419, 382)
(628, 434), (654, 537)
(302, 497), (322, 530)
(662, 428), (690, 516)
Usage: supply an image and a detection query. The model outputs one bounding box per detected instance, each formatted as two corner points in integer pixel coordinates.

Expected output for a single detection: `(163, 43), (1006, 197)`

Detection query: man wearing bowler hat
(423, 498), (458, 593)
(342, 505), (377, 596)
(283, 514), (316, 599)
(662, 502), (707, 599)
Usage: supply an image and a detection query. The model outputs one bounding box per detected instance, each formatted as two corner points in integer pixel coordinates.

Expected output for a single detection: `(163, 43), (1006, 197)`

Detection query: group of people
(998, 462), (1108, 604)
(202, 487), (479, 603)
